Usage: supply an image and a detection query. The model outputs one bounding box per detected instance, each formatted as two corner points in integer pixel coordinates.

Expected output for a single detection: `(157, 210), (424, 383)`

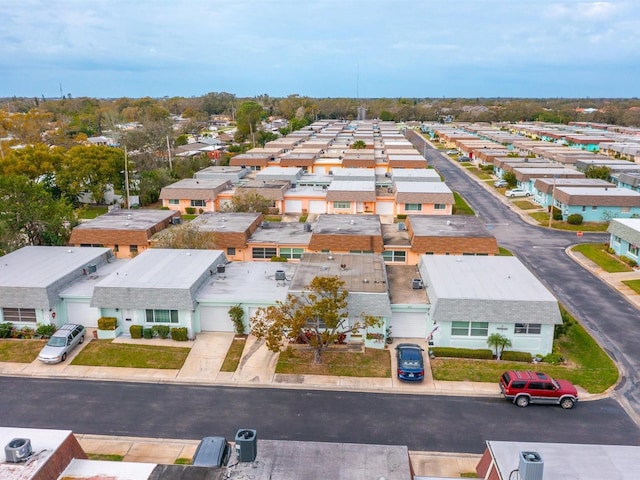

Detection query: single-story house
(418, 255), (561, 356)
(552, 186), (640, 221)
(159, 178), (232, 214)
(608, 218), (640, 264)
(532, 178), (614, 208)
(393, 182), (454, 216)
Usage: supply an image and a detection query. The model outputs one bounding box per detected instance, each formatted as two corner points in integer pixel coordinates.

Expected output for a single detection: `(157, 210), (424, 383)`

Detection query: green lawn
(465, 166), (492, 180)
(572, 243), (633, 273)
(87, 453), (123, 461)
(512, 200), (539, 210)
(0, 339), (46, 362)
(182, 214), (198, 221)
(220, 337), (246, 372)
(276, 347), (391, 377)
(623, 279), (640, 293)
(498, 247), (513, 256)
(71, 340), (190, 369)
(431, 307), (618, 394)
(453, 192), (475, 215)
(76, 205), (109, 219)
(528, 212), (609, 231)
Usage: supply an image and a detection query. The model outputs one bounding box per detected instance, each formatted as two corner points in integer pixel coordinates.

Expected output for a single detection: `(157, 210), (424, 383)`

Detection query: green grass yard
(572, 243), (633, 273)
(71, 340), (190, 369)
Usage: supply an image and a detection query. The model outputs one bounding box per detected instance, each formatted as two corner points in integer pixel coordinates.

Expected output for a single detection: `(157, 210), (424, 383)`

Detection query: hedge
(430, 347), (493, 359)
(152, 325), (171, 339)
(501, 350), (533, 362)
(130, 325), (143, 339)
(97, 317), (118, 330)
(171, 327), (189, 341)
(143, 328), (154, 339)
(0, 322), (14, 338)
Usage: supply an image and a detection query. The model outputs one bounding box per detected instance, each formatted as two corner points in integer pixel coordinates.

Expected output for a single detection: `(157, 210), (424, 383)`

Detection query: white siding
(376, 201), (395, 215)
(199, 306), (235, 332)
(284, 199), (303, 213)
(66, 302), (101, 327)
(390, 311), (426, 338)
(308, 200), (327, 214)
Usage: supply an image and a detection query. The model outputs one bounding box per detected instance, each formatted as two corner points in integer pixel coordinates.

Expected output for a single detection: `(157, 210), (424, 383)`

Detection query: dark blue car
(395, 343), (425, 381)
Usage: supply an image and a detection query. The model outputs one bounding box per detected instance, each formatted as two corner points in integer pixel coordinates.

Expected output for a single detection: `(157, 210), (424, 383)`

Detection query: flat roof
(160, 178), (230, 190)
(386, 264), (429, 304)
(327, 180), (375, 192)
(72, 209), (177, 231)
(394, 182), (452, 194)
(331, 167), (376, 178)
(555, 186), (640, 197)
(0, 246), (112, 288)
(313, 214), (381, 236)
(487, 440), (640, 480)
(381, 224), (411, 246)
(419, 256), (557, 302)
(247, 222), (313, 245)
(190, 212), (261, 233)
(409, 215), (495, 238)
(392, 169), (441, 181)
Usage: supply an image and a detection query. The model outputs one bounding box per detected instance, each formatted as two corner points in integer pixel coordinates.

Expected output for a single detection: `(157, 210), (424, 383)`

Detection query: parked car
(505, 188), (531, 198)
(37, 324), (86, 364)
(458, 156), (471, 162)
(446, 150), (458, 155)
(494, 179), (508, 188)
(499, 370), (578, 409)
(395, 343), (425, 381)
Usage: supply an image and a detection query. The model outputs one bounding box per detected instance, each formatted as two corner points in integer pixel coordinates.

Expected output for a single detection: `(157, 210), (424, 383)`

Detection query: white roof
(394, 182), (452, 194)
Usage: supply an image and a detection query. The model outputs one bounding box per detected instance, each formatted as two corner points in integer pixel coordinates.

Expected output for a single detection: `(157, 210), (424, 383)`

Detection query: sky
(1, 0), (639, 99)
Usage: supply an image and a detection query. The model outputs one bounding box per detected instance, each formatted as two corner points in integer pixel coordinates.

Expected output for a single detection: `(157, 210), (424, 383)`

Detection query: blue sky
(1, 0), (639, 99)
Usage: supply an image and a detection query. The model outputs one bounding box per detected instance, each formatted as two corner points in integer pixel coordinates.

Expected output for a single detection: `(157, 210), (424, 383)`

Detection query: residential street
(408, 130), (640, 422)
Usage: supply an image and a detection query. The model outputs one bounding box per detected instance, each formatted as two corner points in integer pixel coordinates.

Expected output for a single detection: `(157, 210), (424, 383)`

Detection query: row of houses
(0, 246), (560, 356)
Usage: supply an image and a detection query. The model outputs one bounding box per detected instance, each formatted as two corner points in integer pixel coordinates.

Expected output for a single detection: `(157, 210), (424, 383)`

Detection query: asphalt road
(1, 377), (638, 454)
(407, 130), (640, 422)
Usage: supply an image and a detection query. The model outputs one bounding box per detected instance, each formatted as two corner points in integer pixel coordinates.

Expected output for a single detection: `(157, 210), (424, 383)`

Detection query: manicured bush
(97, 317), (118, 330)
(396, 214), (407, 220)
(0, 323), (14, 338)
(185, 207), (196, 215)
(501, 350), (533, 362)
(143, 328), (154, 339)
(153, 325), (170, 339)
(299, 214), (308, 223)
(567, 213), (583, 225)
(171, 327), (189, 341)
(269, 256), (288, 262)
(430, 347), (493, 360)
(130, 325), (143, 339)
(36, 323), (57, 338)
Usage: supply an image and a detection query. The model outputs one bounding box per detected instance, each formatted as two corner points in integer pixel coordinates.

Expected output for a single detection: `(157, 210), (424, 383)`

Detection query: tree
(502, 171), (517, 188)
(0, 175), (76, 252)
(151, 221), (217, 249)
(235, 101), (265, 145)
(257, 130), (278, 147)
(228, 305), (246, 335)
(221, 190), (273, 214)
(351, 140), (366, 150)
(487, 333), (512, 359)
(250, 276), (382, 363)
(138, 168), (175, 205)
(584, 165), (611, 180)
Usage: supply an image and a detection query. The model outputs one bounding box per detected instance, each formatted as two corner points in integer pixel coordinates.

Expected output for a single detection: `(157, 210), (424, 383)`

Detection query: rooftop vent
(275, 270), (286, 281)
(412, 279), (423, 290)
(5, 438), (32, 463)
(303, 223), (312, 232)
(171, 217), (182, 225)
(86, 264), (97, 274)
(261, 221), (269, 229)
(217, 264), (226, 274)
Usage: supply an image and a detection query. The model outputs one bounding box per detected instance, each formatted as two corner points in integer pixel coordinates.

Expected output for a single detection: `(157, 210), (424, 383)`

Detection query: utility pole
(166, 136), (172, 170)
(548, 175), (557, 228)
(124, 146), (130, 209)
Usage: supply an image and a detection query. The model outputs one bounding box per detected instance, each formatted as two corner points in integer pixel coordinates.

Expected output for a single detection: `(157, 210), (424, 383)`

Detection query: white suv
(505, 188), (531, 198)
(38, 324), (86, 364)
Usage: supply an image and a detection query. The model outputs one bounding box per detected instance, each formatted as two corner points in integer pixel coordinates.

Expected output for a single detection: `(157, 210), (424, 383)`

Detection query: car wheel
(515, 396), (530, 408)
(525, 192), (531, 197)
(560, 398), (575, 409)
(79, 335), (84, 344)
(61, 353), (67, 362)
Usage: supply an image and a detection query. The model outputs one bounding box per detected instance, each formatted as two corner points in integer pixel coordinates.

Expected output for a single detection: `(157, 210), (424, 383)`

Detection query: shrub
(160, 206), (170, 210)
(228, 305), (245, 335)
(567, 213), (583, 225)
(299, 214), (308, 223)
(430, 347), (493, 359)
(542, 352), (565, 365)
(97, 317), (118, 330)
(171, 327), (189, 341)
(143, 327), (154, 339)
(36, 323), (56, 338)
(621, 256), (638, 268)
(270, 256), (288, 262)
(130, 325), (143, 339)
(153, 325), (170, 339)
(185, 207), (196, 215)
(501, 351), (533, 362)
(555, 305), (576, 337)
(549, 206), (562, 221)
(0, 323), (14, 338)
(397, 214), (407, 220)
(19, 327), (35, 339)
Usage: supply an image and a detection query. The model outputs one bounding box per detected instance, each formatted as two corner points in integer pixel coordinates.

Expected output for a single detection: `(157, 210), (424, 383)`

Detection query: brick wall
(33, 433), (87, 480)
(308, 234), (384, 253)
(410, 236), (499, 255)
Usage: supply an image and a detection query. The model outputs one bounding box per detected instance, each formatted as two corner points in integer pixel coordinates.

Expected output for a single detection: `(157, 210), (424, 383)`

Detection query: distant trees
(152, 221), (217, 250)
(221, 191), (273, 214)
(585, 165), (611, 180)
(235, 101), (265, 145)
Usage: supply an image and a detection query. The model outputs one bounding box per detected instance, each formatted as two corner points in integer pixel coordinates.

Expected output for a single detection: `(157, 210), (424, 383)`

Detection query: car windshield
(46, 337), (67, 347)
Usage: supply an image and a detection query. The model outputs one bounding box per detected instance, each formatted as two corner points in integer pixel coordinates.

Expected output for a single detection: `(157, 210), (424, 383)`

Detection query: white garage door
(376, 201), (395, 215)
(284, 199), (303, 213)
(309, 200), (326, 214)
(390, 312), (426, 338)
(199, 306), (235, 332)
(66, 302), (101, 327)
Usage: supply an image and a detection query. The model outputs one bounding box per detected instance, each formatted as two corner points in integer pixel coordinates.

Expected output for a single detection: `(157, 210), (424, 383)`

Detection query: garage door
(66, 302), (100, 327)
(309, 200), (326, 214)
(390, 312), (426, 338)
(376, 201), (395, 215)
(199, 306), (235, 332)
(284, 199), (303, 213)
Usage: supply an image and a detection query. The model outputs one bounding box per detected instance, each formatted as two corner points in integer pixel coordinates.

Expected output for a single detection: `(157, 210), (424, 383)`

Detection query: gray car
(38, 324), (86, 364)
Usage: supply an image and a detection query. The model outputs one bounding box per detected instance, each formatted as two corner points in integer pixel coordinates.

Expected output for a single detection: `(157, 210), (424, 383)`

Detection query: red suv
(499, 370), (578, 409)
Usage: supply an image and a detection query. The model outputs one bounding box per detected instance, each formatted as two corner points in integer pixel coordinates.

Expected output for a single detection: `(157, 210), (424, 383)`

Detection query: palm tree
(487, 333), (512, 359)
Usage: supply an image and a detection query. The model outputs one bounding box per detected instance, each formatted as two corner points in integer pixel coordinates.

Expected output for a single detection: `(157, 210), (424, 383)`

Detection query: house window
(227, 247), (236, 256)
(451, 321), (488, 336)
(582, 206), (586, 211)
(350, 250), (374, 254)
(434, 204), (446, 210)
(621, 206), (630, 213)
(114, 245), (119, 253)
(613, 235), (620, 245)
(168, 199), (179, 205)
(280, 248), (304, 259)
(629, 244), (639, 256)
(333, 201), (350, 209)
(592, 206), (598, 210)
(145, 309), (179, 324)
(130, 245), (138, 254)
(252, 247), (277, 259)
(514, 323), (541, 334)
(191, 199), (206, 207)
(2, 308), (36, 323)
(382, 251), (406, 263)
(405, 203), (422, 211)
